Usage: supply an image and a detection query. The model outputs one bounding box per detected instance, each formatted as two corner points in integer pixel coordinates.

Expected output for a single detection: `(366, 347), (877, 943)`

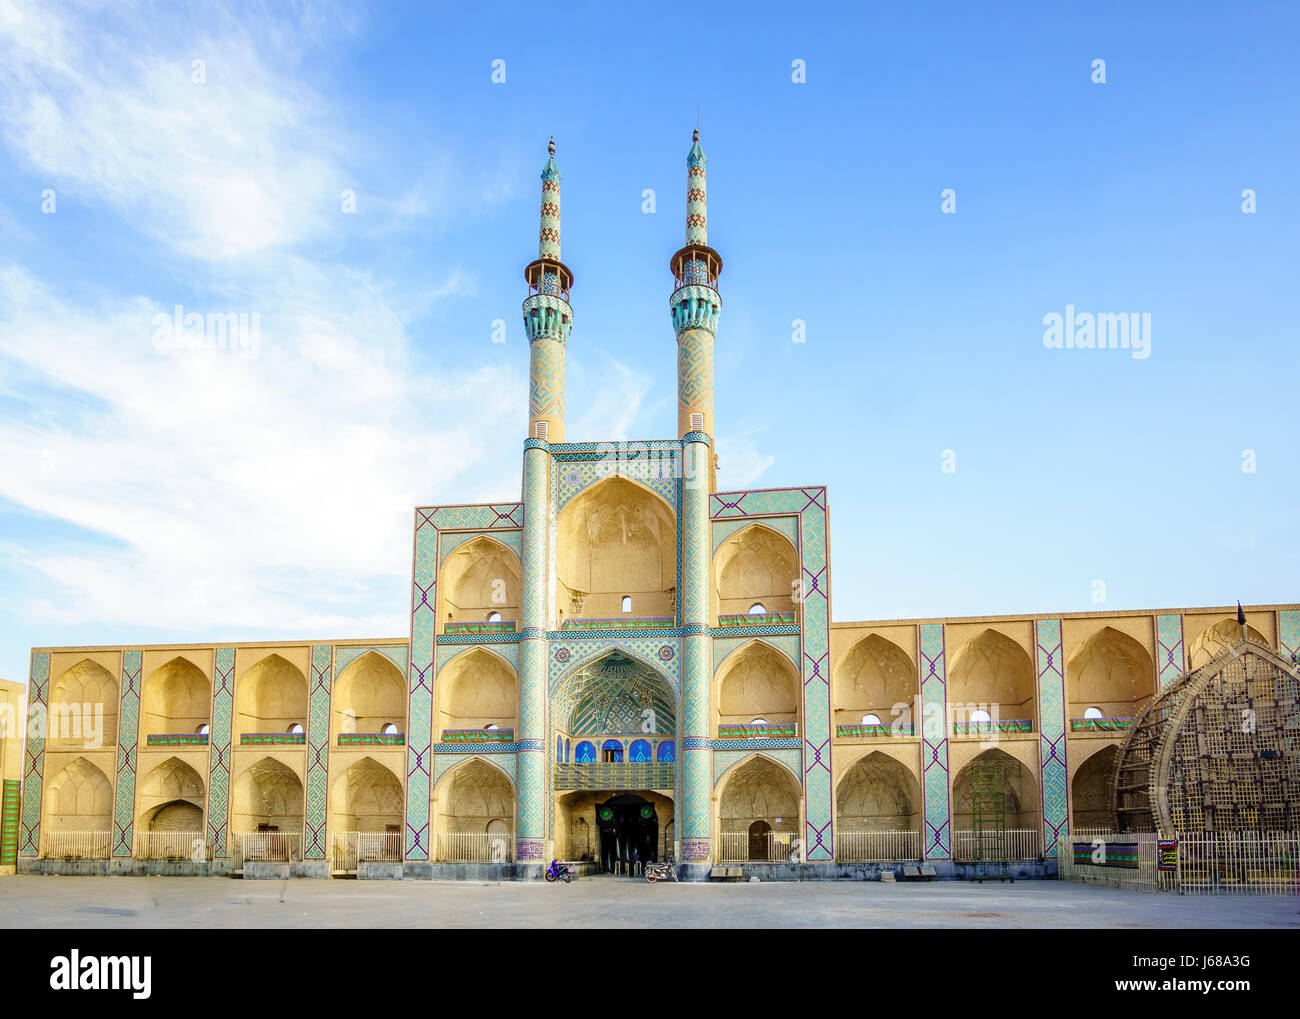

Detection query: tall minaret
(672, 129), (719, 875)
(522, 137), (573, 443)
(516, 138), (571, 869)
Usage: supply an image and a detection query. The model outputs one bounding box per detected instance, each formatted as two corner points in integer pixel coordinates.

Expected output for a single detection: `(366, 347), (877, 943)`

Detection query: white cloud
(716, 429), (775, 489)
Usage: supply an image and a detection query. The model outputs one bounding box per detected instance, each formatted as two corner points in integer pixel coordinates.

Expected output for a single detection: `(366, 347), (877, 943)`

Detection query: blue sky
(1, 1), (1297, 688)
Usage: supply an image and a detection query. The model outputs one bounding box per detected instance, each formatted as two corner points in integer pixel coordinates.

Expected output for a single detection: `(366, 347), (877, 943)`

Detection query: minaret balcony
(522, 293), (572, 343)
(670, 287), (721, 334)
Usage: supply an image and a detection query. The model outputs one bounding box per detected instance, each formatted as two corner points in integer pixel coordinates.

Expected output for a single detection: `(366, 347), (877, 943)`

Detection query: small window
(749, 603), (766, 615)
(288, 723), (304, 734)
(196, 723), (210, 736)
(750, 717), (768, 729)
(381, 722), (399, 735)
(621, 595), (632, 613)
(484, 723), (500, 731)
(860, 714), (881, 726)
(1084, 706), (1104, 719)
(486, 611), (501, 622)
(970, 709), (992, 725)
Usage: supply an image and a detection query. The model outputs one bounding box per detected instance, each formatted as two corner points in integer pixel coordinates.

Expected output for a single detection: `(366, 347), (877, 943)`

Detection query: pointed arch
(556, 475), (677, 620)
(137, 756), (205, 833)
(333, 650), (407, 739)
(713, 522), (799, 619)
(141, 655), (210, 738)
(43, 756), (113, 833)
(553, 649), (677, 741)
(1070, 743), (1119, 831)
(715, 639), (800, 732)
(1187, 617), (1270, 669)
(833, 633), (917, 727)
(235, 654), (308, 738)
(949, 629), (1037, 728)
(1066, 626), (1155, 720)
(835, 751), (921, 831)
(48, 658), (119, 746)
(439, 535), (522, 631)
(432, 756), (516, 839)
(716, 754), (802, 860)
(329, 756), (404, 832)
(435, 647), (518, 740)
(951, 748), (1039, 830)
(231, 757), (304, 834)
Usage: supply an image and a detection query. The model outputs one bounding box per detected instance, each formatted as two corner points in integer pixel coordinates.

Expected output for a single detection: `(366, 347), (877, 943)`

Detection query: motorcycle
(645, 858), (678, 882)
(544, 859), (574, 883)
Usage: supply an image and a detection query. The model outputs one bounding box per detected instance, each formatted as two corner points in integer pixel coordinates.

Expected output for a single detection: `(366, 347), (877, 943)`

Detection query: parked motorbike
(544, 859), (574, 883)
(645, 859), (678, 882)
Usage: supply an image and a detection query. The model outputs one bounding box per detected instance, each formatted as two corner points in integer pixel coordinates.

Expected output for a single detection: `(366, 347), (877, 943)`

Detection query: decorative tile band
(432, 742), (521, 754)
(1155, 613), (1186, 689)
(146, 733), (209, 746)
(708, 737), (803, 751)
(836, 724), (914, 739)
(0, 779), (19, 866)
(304, 644), (334, 861)
(443, 621), (518, 634)
(1035, 619), (1068, 858)
(953, 719), (1032, 734)
(208, 647), (235, 858)
(112, 650), (142, 858)
(717, 723), (797, 739)
(240, 733), (306, 745)
(442, 729), (514, 743)
(1068, 717), (1134, 732)
(718, 612), (796, 627)
(920, 623), (951, 860)
(338, 733), (406, 745)
(437, 632), (523, 645)
(1279, 610), (1300, 665)
(19, 651), (50, 858)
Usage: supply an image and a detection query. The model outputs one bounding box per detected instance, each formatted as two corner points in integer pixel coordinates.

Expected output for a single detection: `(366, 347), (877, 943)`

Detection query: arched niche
(48, 659), (119, 747)
(717, 756), (802, 860)
(1187, 617), (1270, 669)
(948, 629), (1036, 729)
(833, 634), (917, 728)
(1071, 744), (1118, 831)
(137, 756), (205, 833)
(231, 757), (304, 834)
(140, 656), (210, 738)
(235, 654), (308, 738)
(43, 756), (113, 833)
(435, 649), (518, 739)
(439, 536), (522, 632)
(835, 751), (921, 832)
(713, 523), (799, 619)
(329, 757), (403, 833)
(1066, 626), (1154, 721)
(332, 651), (406, 740)
(951, 748), (1039, 830)
(716, 642), (800, 732)
(433, 758), (515, 836)
(556, 477), (676, 620)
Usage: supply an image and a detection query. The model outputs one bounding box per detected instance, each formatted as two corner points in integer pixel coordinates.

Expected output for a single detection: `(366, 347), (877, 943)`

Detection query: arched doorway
(717, 755), (801, 862)
(594, 794), (660, 874)
(748, 819), (772, 860)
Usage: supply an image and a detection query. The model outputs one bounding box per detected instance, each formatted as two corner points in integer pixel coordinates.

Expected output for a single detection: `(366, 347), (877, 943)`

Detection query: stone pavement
(1, 876), (1297, 928)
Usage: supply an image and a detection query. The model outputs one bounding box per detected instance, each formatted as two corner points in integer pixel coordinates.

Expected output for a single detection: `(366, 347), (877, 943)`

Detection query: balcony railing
(239, 732), (306, 745)
(717, 612), (796, 627)
(952, 719), (1033, 735)
(136, 830), (207, 861)
(443, 621), (517, 634)
(835, 830), (922, 862)
(718, 831), (800, 863)
(561, 617), (676, 631)
(441, 729), (514, 744)
(338, 732), (405, 746)
(553, 761), (675, 790)
(836, 723), (914, 738)
(437, 831), (514, 863)
(233, 831), (302, 864)
(1069, 717), (1134, 732)
(42, 830), (111, 860)
(718, 723), (798, 739)
(952, 828), (1042, 861)
(145, 733), (209, 747)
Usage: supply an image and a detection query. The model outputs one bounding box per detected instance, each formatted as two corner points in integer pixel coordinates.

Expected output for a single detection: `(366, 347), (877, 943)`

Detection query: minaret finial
(548, 136), (555, 157)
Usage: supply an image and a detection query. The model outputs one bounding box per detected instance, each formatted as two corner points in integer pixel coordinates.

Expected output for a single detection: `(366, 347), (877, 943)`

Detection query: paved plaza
(1, 876), (1296, 928)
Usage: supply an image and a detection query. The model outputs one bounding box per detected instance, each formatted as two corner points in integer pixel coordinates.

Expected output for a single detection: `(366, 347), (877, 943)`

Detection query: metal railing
(332, 831), (402, 871)
(436, 831), (513, 863)
(718, 831), (800, 863)
(135, 831), (207, 861)
(835, 829), (922, 862)
(952, 828), (1042, 861)
(42, 830), (111, 860)
(1175, 831), (1300, 895)
(233, 831), (302, 864)
(1056, 831), (1170, 893)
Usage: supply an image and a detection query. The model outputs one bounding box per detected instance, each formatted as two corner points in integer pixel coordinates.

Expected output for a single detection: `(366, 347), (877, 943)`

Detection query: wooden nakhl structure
(1112, 618), (1300, 835)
